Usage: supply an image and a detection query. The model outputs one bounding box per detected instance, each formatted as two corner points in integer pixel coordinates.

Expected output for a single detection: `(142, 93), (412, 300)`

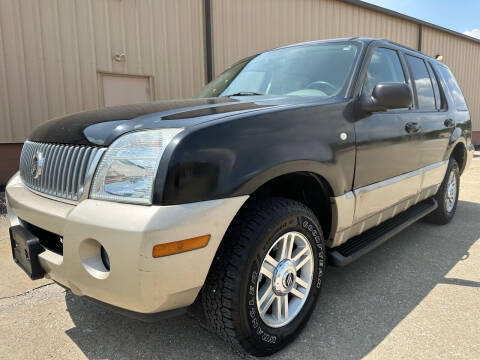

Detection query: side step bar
(328, 198), (438, 267)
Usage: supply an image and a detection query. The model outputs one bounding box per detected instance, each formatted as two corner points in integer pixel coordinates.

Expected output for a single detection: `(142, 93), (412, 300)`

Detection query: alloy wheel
(256, 231), (314, 328)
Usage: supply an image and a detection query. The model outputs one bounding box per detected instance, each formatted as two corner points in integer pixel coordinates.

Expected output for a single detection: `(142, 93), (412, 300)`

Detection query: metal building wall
(210, 0), (419, 76)
(422, 26), (480, 135)
(1, 0), (480, 148)
(0, 0), (206, 143)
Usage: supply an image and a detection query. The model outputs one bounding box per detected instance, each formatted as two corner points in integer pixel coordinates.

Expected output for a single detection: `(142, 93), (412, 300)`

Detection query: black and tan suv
(6, 38), (474, 356)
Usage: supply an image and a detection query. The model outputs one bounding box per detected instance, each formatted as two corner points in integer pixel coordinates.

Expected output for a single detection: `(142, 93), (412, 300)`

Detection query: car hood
(29, 96), (341, 146)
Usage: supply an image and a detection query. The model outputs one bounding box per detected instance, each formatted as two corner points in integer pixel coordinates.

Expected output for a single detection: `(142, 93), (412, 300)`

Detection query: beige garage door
(101, 74), (152, 107)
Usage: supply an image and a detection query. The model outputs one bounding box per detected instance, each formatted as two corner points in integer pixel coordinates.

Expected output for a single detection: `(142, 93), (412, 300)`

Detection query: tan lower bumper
(6, 173), (248, 313)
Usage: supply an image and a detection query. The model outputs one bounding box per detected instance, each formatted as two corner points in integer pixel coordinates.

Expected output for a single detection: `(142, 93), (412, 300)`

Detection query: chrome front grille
(19, 141), (105, 201)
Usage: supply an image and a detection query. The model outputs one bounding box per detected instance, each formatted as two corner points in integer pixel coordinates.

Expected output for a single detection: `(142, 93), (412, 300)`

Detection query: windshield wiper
(224, 92), (265, 97)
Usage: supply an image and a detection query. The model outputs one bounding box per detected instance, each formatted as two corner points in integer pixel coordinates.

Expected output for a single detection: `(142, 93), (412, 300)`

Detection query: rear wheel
(202, 197), (325, 356)
(425, 158), (460, 225)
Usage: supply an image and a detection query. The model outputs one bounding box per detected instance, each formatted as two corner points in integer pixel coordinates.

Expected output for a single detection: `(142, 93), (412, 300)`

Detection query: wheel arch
(228, 170), (335, 247)
(449, 140), (467, 174)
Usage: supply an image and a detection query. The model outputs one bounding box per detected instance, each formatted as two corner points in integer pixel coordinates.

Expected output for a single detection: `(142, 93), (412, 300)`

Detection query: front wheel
(425, 158), (460, 225)
(202, 197), (325, 356)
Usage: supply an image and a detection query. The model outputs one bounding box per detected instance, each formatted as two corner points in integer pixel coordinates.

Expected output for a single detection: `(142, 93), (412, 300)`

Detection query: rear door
(353, 45), (423, 223)
(403, 54), (451, 191)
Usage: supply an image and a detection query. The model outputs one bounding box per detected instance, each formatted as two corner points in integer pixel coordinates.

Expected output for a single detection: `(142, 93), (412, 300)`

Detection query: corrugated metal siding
(211, 0), (419, 75)
(0, 0), (205, 143)
(422, 26), (480, 132)
(2, 0), (480, 144)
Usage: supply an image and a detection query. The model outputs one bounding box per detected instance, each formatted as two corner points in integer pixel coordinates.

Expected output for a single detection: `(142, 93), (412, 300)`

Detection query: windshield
(198, 42), (360, 98)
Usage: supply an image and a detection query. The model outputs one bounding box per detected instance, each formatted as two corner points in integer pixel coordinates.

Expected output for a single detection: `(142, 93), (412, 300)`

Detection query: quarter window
(364, 48), (406, 96)
(406, 55), (436, 111)
(437, 65), (468, 111)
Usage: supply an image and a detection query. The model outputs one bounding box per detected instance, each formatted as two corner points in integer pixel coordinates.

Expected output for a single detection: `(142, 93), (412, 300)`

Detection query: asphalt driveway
(1, 154), (479, 359)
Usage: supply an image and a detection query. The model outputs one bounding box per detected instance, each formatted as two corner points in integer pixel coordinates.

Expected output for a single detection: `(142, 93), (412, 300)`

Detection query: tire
(424, 158), (460, 225)
(202, 197), (326, 356)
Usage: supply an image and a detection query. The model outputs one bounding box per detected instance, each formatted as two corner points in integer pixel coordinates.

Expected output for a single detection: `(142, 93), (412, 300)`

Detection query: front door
(353, 46), (423, 223)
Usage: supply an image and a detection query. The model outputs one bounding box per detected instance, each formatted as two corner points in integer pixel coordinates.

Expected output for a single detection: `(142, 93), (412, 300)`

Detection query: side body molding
(328, 161), (448, 247)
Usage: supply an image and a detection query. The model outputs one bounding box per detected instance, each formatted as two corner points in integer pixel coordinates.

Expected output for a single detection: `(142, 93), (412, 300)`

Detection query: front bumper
(6, 172), (247, 314)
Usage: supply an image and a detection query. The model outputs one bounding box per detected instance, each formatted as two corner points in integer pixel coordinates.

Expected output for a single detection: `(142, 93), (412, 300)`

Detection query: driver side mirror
(361, 82), (413, 113)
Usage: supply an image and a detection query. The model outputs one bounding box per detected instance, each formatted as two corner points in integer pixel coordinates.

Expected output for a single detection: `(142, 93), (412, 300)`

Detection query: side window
(363, 47), (406, 96)
(426, 62), (445, 110)
(405, 55), (436, 111)
(437, 65), (468, 111)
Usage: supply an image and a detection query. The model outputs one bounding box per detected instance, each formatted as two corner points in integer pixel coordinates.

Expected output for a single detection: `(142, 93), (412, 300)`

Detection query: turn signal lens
(152, 235), (210, 258)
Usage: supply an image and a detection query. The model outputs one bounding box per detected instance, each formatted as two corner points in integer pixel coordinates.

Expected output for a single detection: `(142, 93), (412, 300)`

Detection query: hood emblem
(32, 151), (45, 179)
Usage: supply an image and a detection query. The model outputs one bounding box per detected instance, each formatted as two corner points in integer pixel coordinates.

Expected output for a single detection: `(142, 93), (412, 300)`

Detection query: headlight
(90, 128), (183, 204)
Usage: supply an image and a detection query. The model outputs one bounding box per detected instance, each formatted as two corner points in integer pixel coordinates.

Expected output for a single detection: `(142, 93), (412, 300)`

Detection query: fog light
(79, 239), (110, 279)
(100, 246), (110, 271)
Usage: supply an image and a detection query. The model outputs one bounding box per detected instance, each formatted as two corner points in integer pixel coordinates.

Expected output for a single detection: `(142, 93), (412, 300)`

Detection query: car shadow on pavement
(64, 200), (480, 360)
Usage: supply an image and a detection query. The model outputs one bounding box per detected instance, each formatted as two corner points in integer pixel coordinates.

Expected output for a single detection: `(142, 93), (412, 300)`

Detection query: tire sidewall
(239, 209), (325, 352)
(440, 160), (460, 220)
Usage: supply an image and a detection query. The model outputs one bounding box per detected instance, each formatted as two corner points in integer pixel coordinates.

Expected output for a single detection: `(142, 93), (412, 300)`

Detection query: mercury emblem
(284, 272), (294, 288)
(32, 151), (45, 179)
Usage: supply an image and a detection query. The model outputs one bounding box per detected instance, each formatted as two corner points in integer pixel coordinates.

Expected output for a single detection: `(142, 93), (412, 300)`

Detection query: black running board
(328, 198), (438, 267)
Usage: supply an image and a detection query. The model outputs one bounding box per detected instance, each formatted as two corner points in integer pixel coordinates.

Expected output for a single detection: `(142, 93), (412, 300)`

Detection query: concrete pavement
(1, 154), (479, 359)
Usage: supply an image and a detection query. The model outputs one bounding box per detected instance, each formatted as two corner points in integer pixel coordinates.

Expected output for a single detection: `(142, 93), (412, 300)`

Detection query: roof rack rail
(378, 38), (439, 61)
(378, 39), (419, 53)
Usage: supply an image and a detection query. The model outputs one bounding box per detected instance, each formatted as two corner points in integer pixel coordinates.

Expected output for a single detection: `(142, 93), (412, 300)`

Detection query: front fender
(157, 101), (356, 205)
(232, 160), (340, 196)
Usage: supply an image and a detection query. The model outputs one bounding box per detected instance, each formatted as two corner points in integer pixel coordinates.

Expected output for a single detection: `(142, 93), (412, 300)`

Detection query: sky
(363, 0), (480, 39)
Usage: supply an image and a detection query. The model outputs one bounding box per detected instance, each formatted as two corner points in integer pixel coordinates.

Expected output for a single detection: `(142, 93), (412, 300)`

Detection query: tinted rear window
(437, 65), (468, 111)
(406, 55), (436, 111)
(426, 62), (444, 110)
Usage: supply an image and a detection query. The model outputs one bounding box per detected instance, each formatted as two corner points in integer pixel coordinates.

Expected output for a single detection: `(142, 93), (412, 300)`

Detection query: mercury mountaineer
(6, 38), (474, 356)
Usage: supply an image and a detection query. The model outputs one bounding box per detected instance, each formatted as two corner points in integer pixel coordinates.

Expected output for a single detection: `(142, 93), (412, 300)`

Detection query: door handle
(405, 122), (421, 134)
(444, 118), (455, 128)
